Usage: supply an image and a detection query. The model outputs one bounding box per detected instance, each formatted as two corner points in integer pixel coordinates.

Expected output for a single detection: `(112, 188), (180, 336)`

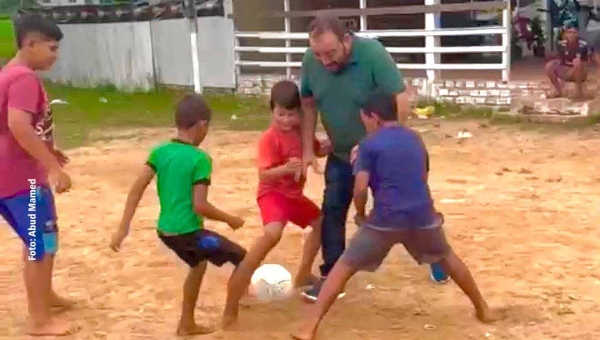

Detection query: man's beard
(327, 44), (350, 73)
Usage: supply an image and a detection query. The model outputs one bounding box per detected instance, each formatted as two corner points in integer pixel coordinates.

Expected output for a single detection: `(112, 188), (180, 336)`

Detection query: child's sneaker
(300, 278), (346, 302)
(430, 263), (451, 284)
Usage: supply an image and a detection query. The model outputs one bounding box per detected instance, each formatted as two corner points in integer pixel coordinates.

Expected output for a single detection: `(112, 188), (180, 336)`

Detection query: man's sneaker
(430, 263), (451, 284)
(300, 278), (346, 302)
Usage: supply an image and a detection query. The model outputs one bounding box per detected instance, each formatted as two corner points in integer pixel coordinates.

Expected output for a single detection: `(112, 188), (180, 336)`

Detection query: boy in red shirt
(222, 80), (330, 328)
(0, 14), (73, 336)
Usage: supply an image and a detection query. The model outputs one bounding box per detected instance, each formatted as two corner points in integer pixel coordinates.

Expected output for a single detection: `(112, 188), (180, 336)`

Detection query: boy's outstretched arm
(110, 165), (155, 252)
(193, 184), (245, 230)
(353, 171), (370, 225)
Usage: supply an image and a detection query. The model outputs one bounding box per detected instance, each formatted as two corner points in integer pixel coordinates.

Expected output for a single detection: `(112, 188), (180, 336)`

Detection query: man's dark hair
(308, 13), (348, 40)
(175, 93), (212, 129)
(269, 80), (301, 111)
(14, 14), (63, 49)
(362, 92), (397, 122)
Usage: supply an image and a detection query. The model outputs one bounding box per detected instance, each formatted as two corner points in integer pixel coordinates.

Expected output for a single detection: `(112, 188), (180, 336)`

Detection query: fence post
(284, 0), (291, 79)
(234, 34), (241, 89)
(187, 0), (202, 94)
(424, 0), (440, 97)
(359, 0), (367, 31)
(148, 20), (160, 93)
(501, 0), (511, 82)
(542, 0), (552, 52)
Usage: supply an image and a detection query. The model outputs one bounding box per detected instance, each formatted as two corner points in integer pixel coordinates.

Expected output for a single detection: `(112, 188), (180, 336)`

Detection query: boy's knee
(263, 224), (283, 245)
(544, 60), (557, 73)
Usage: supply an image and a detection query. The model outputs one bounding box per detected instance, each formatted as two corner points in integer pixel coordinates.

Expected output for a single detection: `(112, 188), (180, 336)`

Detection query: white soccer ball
(247, 264), (293, 302)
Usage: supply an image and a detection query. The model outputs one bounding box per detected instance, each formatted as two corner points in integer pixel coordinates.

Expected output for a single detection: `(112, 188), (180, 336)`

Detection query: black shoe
(300, 278), (346, 303)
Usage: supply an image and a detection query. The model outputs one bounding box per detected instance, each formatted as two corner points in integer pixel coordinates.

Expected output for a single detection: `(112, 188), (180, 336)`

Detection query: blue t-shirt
(353, 125), (437, 230)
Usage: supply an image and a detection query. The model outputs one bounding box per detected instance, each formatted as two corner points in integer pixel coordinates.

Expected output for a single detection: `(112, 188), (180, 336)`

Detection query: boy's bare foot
(176, 323), (215, 336)
(294, 273), (319, 288)
(221, 312), (238, 330)
(26, 317), (76, 336)
(476, 307), (505, 324)
(291, 322), (317, 340)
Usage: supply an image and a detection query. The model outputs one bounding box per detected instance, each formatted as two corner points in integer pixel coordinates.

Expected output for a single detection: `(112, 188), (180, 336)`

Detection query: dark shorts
(158, 229), (246, 268)
(0, 185), (58, 261)
(340, 213), (451, 272)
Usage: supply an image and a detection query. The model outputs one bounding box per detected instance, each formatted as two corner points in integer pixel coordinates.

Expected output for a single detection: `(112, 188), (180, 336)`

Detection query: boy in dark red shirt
(0, 14), (74, 336)
(544, 24), (591, 99)
(222, 80), (330, 328)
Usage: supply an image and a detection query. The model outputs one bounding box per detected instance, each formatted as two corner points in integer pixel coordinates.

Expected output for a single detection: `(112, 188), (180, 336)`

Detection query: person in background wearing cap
(544, 23), (592, 99)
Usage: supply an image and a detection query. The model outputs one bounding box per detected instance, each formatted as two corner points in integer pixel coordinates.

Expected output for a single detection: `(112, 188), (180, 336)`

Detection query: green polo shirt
(300, 35), (405, 161)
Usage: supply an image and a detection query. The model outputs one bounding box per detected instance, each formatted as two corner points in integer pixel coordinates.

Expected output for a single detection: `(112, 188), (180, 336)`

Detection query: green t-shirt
(146, 139), (212, 235)
(300, 35), (405, 161)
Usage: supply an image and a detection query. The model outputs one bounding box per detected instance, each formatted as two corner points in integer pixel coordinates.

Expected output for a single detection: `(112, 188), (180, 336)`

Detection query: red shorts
(257, 192), (321, 228)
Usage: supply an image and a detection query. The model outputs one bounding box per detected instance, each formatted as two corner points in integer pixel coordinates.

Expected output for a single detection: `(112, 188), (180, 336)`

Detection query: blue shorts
(0, 186), (59, 261)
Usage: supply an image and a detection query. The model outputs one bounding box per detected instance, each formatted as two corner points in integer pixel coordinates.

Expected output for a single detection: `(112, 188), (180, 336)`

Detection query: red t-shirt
(257, 126), (320, 199)
(0, 63), (53, 197)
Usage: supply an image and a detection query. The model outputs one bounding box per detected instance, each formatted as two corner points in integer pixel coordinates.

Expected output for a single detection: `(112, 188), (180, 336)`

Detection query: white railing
(234, 0), (512, 90)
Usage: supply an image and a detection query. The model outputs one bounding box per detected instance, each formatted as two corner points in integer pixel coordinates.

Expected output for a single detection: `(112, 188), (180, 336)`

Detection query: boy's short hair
(14, 14), (63, 49)
(362, 92), (397, 122)
(175, 93), (211, 129)
(269, 80), (301, 111)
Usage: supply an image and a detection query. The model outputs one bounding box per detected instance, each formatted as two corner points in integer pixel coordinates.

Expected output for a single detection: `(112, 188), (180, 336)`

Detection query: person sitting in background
(544, 24), (591, 100)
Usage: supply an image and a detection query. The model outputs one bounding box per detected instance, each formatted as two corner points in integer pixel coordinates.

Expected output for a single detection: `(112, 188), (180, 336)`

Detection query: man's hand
(302, 150), (322, 178)
(354, 214), (366, 227)
(49, 168), (71, 194)
(53, 149), (70, 167)
(350, 145), (359, 164)
(226, 215), (245, 230)
(110, 227), (129, 252)
(316, 138), (332, 157)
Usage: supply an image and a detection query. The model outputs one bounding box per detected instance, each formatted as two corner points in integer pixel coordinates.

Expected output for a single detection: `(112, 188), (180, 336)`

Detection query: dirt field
(1, 120), (600, 340)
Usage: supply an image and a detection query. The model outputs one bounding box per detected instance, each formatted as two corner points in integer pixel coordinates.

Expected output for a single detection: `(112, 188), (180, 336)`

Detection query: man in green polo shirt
(300, 14), (449, 301)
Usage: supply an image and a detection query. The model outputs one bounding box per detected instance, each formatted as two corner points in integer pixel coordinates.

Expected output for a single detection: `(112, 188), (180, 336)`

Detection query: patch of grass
(415, 98), (495, 120)
(46, 83), (269, 149)
(0, 18), (15, 61)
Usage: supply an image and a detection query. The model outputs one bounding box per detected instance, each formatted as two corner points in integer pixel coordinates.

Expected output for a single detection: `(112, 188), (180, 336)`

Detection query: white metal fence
(234, 0), (512, 92)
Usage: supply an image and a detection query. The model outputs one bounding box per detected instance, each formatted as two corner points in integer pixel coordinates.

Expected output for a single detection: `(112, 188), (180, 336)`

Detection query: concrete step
(510, 95), (600, 116)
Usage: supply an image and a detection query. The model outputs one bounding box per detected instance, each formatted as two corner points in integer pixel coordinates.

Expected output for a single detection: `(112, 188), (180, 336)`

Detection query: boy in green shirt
(110, 93), (246, 336)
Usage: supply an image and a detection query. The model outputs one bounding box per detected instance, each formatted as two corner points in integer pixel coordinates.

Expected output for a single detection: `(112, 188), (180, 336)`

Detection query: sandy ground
(1, 120), (600, 340)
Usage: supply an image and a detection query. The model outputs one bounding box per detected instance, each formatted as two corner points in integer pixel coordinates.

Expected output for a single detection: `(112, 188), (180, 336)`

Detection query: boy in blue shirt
(292, 92), (501, 340)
